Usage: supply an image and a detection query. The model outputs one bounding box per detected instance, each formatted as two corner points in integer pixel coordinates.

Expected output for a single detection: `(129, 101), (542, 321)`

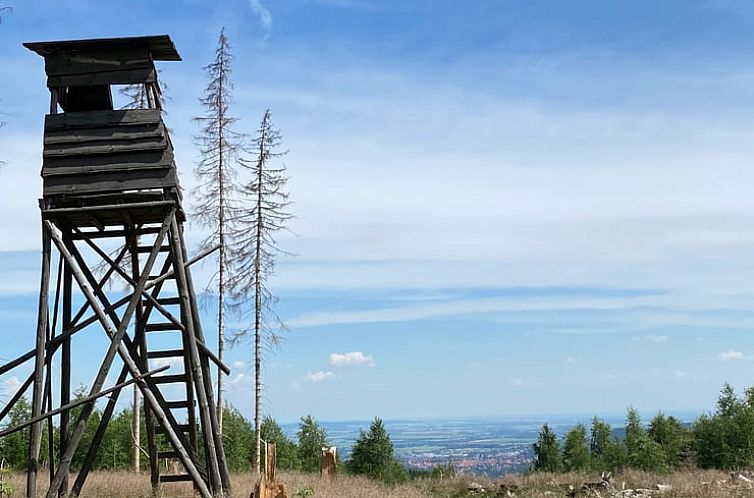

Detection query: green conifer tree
(221, 405), (255, 471)
(648, 413), (689, 469)
(533, 424), (562, 472)
(348, 417), (407, 483)
(296, 416), (328, 472)
(563, 423), (590, 471)
(625, 408), (666, 472)
(260, 416), (300, 470)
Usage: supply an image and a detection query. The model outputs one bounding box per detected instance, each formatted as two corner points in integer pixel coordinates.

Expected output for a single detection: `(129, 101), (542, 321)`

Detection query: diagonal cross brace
(42, 215), (215, 498)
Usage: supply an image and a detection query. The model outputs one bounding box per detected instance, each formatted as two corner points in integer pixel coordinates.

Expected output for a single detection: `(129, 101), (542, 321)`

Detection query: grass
(2, 471), (429, 498)
(1, 468), (749, 498)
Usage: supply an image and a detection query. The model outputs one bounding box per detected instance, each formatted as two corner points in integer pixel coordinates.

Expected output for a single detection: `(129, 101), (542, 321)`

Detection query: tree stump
(319, 447), (337, 480)
(252, 443), (289, 498)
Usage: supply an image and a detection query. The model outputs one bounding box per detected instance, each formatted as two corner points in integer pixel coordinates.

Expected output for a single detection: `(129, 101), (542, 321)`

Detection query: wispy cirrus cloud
(248, 0), (273, 37)
(632, 335), (669, 343)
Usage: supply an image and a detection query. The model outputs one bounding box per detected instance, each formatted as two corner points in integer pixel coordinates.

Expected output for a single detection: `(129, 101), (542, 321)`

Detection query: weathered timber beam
(0, 366), (169, 438)
(43, 214), (171, 498)
(43, 214), (213, 498)
(70, 365), (129, 498)
(28, 223), (51, 498)
(70, 226), (162, 240)
(69, 242), (131, 328)
(0, 372), (33, 422)
(42, 200), (175, 216)
(0, 243), (224, 378)
(169, 217), (223, 496)
(178, 229), (231, 494)
(77, 232), (186, 333)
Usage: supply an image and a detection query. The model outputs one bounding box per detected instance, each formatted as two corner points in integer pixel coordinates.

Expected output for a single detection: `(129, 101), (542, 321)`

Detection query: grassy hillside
(3, 469), (751, 498)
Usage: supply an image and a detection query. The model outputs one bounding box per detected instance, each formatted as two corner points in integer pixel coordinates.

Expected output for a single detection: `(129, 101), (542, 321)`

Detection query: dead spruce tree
(193, 29), (242, 433)
(230, 109), (290, 472)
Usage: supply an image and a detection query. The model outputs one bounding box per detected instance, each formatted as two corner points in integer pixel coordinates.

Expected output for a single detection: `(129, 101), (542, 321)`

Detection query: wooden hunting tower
(0, 36), (230, 498)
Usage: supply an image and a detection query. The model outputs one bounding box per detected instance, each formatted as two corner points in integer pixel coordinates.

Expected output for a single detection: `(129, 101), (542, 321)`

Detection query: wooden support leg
(170, 218), (223, 497)
(60, 231), (72, 498)
(27, 224), (51, 498)
(43, 216), (170, 498)
(44, 216), (214, 498)
(179, 230), (231, 495)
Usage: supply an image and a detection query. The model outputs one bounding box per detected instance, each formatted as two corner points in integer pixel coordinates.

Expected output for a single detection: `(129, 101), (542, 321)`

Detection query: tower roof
(24, 35), (181, 61)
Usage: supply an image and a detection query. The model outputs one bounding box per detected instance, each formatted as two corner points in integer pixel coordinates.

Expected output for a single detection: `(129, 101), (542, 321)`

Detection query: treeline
(533, 383), (754, 473)
(0, 395), (410, 483)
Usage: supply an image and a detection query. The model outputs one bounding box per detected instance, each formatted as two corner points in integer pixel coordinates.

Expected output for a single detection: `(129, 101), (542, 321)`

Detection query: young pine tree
(260, 416), (300, 470)
(296, 416), (328, 472)
(533, 424), (562, 472)
(648, 412), (689, 469)
(221, 405), (255, 472)
(348, 417), (407, 483)
(625, 407), (667, 472)
(229, 109), (291, 472)
(193, 28), (243, 433)
(562, 423), (590, 471)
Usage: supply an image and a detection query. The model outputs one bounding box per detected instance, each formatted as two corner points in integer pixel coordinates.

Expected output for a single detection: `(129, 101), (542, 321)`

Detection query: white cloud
(565, 357), (582, 364)
(719, 350), (745, 361)
(249, 0), (273, 34)
(232, 361), (247, 369)
(329, 352), (375, 367)
(632, 335), (669, 343)
(304, 371), (335, 383)
(1, 376), (22, 398)
(512, 379), (524, 388)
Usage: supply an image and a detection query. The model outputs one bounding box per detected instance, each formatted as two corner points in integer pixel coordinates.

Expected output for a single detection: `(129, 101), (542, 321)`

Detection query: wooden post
(179, 232), (232, 495)
(60, 231), (72, 498)
(169, 218), (223, 496)
(128, 229), (142, 475)
(43, 217), (168, 498)
(27, 223), (51, 498)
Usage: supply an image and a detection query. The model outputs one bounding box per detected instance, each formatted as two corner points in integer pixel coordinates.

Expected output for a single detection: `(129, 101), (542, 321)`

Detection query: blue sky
(4, 0), (754, 423)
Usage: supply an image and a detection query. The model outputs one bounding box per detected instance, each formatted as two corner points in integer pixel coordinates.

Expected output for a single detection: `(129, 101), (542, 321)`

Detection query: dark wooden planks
(44, 48), (151, 76)
(45, 109), (160, 130)
(48, 68), (156, 88)
(41, 108), (178, 197)
(45, 122), (163, 145)
(44, 168), (178, 196)
(44, 135), (168, 158)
